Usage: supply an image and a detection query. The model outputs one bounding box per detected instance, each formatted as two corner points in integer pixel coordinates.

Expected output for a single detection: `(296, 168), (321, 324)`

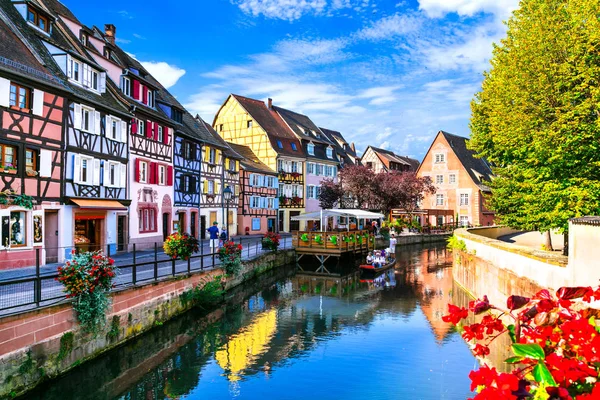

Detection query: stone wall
(396, 233), (451, 246)
(0, 249), (294, 398)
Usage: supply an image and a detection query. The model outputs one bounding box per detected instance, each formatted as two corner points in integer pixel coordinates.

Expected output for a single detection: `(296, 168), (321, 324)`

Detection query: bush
(218, 241), (243, 276)
(180, 276), (225, 310)
(443, 286), (600, 399)
(57, 251), (116, 335)
(164, 232), (199, 260)
(262, 232), (281, 251)
(379, 226), (390, 239)
(447, 235), (467, 252)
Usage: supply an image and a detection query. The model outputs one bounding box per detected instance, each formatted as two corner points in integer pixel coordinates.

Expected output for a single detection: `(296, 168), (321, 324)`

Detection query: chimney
(268, 98), (273, 110)
(104, 24), (116, 45)
(350, 142), (356, 152)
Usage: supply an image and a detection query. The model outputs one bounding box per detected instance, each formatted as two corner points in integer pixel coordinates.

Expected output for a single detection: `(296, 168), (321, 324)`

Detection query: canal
(22, 244), (477, 400)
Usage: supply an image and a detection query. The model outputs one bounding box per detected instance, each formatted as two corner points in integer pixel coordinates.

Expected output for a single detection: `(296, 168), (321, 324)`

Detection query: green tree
(470, 0), (600, 251)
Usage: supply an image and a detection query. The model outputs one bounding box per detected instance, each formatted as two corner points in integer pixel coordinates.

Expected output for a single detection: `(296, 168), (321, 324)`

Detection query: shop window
(9, 211), (26, 247)
(9, 82), (31, 109)
(0, 144), (17, 171)
(139, 208), (157, 233)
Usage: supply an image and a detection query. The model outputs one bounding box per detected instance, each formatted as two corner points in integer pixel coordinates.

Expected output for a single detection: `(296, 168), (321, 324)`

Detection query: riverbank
(0, 249), (294, 399)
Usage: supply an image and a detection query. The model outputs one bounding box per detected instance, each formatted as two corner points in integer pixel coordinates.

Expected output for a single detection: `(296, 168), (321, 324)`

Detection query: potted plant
(25, 169), (38, 177)
(163, 232), (199, 261)
(218, 241), (243, 275)
(2, 164), (17, 174)
(262, 232), (281, 251)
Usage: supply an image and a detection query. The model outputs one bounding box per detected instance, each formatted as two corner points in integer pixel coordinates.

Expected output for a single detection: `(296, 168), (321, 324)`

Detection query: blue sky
(65, 0), (519, 160)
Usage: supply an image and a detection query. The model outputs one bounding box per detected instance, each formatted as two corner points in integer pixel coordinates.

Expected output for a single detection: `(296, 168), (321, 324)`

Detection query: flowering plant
(218, 240), (243, 275)
(262, 232), (281, 251)
(443, 286), (600, 399)
(163, 232), (199, 260)
(57, 251), (117, 335)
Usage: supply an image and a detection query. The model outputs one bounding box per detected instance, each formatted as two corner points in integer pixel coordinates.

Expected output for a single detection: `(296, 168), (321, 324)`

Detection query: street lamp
(223, 186), (233, 241)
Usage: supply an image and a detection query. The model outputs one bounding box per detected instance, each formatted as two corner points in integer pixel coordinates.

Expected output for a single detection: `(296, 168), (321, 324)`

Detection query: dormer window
(172, 109), (183, 124)
(104, 48), (111, 59)
(326, 147), (333, 158)
(247, 120), (253, 128)
(276, 140), (283, 149)
(307, 143), (315, 156)
(67, 56), (104, 93)
(147, 90), (154, 107)
(27, 6), (50, 33)
(291, 143), (297, 151)
(121, 76), (131, 97)
(80, 33), (88, 47)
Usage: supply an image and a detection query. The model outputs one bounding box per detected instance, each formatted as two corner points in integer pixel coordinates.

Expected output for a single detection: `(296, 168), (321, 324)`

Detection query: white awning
(290, 209), (384, 221)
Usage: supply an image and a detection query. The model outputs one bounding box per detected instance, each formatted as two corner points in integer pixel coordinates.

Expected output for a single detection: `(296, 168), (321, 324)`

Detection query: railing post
(132, 244), (137, 285)
(172, 257), (176, 277)
(154, 243), (158, 281)
(212, 240), (215, 269)
(187, 255), (191, 274)
(107, 244), (111, 259)
(200, 238), (204, 270)
(35, 248), (41, 307)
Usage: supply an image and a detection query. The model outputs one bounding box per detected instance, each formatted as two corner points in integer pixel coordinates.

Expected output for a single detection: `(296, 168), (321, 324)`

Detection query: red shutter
(133, 80), (140, 100)
(149, 162), (156, 184)
(146, 121), (153, 139)
(131, 118), (137, 134)
(153, 122), (159, 140)
(164, 126), (170, 144)
(142, 86), (148, 104)
(135, 159), (140, 182)
(167, 166), (173, 186)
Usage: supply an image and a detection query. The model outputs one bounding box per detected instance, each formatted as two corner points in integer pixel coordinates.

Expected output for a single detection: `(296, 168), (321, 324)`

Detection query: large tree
(469, 0), (600, 249)
(318, 178), (344, 209)
(371, 172), (436, 219)
(338, 165), (376, 209)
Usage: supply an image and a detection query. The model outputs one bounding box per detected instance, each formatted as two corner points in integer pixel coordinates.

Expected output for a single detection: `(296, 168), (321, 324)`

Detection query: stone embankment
(0, 249), (294, 398)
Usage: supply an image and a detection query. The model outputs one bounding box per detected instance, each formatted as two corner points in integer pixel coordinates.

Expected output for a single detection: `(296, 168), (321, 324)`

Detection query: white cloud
(234, 0), (327, 21)
(133, 33), (146, 40)
(356, 13), (422, 40)
(117, 10), (134, 19)
(418, 0), (519, 18)
(140, 61), (186, 89)
(115, 38), (131, 44)
(273, 38), (350, 64)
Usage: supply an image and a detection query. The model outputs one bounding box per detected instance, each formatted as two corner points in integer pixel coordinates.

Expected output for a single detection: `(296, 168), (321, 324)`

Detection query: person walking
(207, 222), (220, 253)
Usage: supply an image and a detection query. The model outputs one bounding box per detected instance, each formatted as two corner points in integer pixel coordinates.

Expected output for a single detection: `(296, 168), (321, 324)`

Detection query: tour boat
(359, 258), (396, 273)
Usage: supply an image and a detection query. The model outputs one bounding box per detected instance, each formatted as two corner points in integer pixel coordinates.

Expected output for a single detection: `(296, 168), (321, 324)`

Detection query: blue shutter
(274, 198), (279, 209)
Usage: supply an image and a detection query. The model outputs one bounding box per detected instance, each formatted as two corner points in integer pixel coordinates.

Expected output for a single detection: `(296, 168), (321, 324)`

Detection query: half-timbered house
(213, 95), (304, 233)
(319, 127), (360, 167)
(226, 143), (278, 235)
(0, 11), (66, 269)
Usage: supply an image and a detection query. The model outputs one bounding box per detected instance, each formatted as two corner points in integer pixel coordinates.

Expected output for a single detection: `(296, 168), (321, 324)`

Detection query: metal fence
(0, 236), (293, 317)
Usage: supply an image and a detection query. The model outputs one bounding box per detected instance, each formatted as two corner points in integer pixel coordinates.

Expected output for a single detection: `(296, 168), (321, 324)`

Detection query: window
(307, 143), (315, 155)
(276, 140), (283, 149)
(139, 208), (157, 233)
(460, 216), (469, 227)
(158, 165), (166, 185)
(434, 153), (445, 163)
(157, 126), (164, 143)
(307, 163), (315, 175)
(137, 119), (144, 136)
(436, 194), (444, 206)
(69, 58), (100, 91)
(228, 158), (236, 171)
(9, 83), (31, 109)
(147, 90), (154, 107)
(307, 186), (315, 199)
(81, 34), (87, 46)
(291, 162), (299, 173)
(182, 141), (196, 160)
(366, 162), (373, 169)
(219, 124), (224, 132)
(172, 109), (183, 124)
(291, 143), (297, 151)
(139, 160), (148, 183)
(268, 197), (275, 209)
(449, 174), (456, 184)
(181, 175), (196, 193)
(0, 144), (17, 170)
(75, 155), (98, 186)
(209, 148), (216, 164)
(250, 196), (260, 209)
(326, 147), (333, 158)
(104, 48), (111, 59)
(250, 174), (261, 187)
(436, 175), (444, 184)
(460, 193), (469, 206)
(9, 211), (27, 247)
(278, 183), (284, 197)
(292, 185), (301, 197)
(106, 117), (121, 141)
(208, 180), (215, 194)
(121, 76), (131, 97)
(252, 218), (261, 231)
(266, 176), (277, 188)
(81, 106), (93, 132)
(25, 149), (37, 172)
(27, 6), (50, 33)
(247, 120), (253, 128)
(104, 161), (124, 188)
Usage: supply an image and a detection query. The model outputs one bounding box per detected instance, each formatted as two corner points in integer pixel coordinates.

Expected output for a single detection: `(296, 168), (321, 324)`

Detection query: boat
(359, 258), (396, 273)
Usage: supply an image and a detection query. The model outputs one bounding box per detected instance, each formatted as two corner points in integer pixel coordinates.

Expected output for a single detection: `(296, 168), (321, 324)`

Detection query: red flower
(470, 295), (492, 314)
(442, 304), (469, 325)
(507, 295), (530, 311)
(545, 387), (572, 400)
(473, 344), (490, 357)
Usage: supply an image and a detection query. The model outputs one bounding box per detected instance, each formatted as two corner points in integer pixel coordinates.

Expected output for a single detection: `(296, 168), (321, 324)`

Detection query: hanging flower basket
(329, 235), (338, 245)
(300, 233), (309, 242)
(164, 232), (199, 260)
(314, 235), (323, 245)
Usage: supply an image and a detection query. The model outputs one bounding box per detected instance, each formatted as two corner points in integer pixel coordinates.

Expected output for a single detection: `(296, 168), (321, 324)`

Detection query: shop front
(71, 199), (127, 255)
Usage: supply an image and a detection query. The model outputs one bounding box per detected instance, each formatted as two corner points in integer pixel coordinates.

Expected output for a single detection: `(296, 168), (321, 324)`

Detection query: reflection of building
(417, 131), (495, 227)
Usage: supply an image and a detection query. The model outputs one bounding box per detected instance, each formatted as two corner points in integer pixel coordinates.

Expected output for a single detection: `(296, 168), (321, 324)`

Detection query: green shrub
(447, 235), (467, 252)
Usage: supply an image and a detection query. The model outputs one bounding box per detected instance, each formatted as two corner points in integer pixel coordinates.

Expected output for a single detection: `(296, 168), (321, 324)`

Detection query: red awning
(72, 199), (127, 211)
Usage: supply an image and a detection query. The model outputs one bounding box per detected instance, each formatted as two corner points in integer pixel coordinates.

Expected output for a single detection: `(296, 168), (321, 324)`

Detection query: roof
(273, 106), (333, 145)
(229, 94), (303, 158)
(35, 0), (80, 23)
(439, 131), (494, 192)
(365, 146), (420, 172)
(291, 209), (385, 221)
(195, 116), (243, 159)
(226, 142), (276, 175)
(320, 127), (358, 165)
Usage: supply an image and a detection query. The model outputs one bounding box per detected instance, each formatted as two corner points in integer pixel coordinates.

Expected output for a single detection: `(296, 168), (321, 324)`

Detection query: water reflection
(22, 244), (476, 400)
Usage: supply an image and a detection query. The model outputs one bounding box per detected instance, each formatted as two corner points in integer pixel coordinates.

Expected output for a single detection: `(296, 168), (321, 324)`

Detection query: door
(289, 211), (300, 232)
(200, 215), (207, 239)
(209, 211), (217, 227)
(267, 218), (275, 233)
(44, 211), (58, 263)
(191, 212), (197, 238)
(117, 216), (126, 251)
(278, 210), (285, 232)
(178, 212), (186, 233)
(162, 213), (170, 241)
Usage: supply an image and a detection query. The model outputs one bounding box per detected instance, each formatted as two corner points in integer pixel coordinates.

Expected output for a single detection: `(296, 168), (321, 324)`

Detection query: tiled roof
(301, 139), (337, 163)
(226, 142), (276, 175)
(440, 131), (493, 192)
(195, 116), (243, 159)
(231, 94), (303, 158)
(320, 127), (358, 165)
(273, 106), (333, 146)
(35, 0), (79, 23)
(367, 146), (420, 172)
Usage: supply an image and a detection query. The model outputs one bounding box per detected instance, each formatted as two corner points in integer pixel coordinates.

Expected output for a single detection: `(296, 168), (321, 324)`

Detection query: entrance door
(209, 211), (217, 227)
(200, 215), (206, 239)
(267, 218), (275, 232)
(279, 210), (285, 232)
(191, 212), (197, 238)
(289, 211), (300, 232)
(178, 212), (186, 233)
(44, 211), (58, 263)
(117, 216), (126, 251)
(162, 213), (169, 241)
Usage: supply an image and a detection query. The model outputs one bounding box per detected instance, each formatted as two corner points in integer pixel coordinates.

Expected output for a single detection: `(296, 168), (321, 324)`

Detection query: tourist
(390, 233), (397, 254)
(372, 221), (379, 235)
(220, 226), (228, 245)
(366, 252), (374, 265)
(207, 222), (220, 252)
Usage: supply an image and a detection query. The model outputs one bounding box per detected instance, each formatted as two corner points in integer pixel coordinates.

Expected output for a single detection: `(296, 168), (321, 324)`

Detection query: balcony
(279, 196), (304, 208)
(278, 171), (303, 183)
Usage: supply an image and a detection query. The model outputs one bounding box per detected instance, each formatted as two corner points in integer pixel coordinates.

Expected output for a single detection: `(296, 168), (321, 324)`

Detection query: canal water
(23, 244), (477, 400)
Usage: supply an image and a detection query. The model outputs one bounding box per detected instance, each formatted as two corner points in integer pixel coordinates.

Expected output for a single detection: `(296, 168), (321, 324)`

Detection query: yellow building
(213, 94), (305, 232)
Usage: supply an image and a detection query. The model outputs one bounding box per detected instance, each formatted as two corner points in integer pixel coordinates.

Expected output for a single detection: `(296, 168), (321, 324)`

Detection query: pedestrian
(207, 222), (220, 253)
(220, 226), (228, 246)
(390, 233), (397, 254)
